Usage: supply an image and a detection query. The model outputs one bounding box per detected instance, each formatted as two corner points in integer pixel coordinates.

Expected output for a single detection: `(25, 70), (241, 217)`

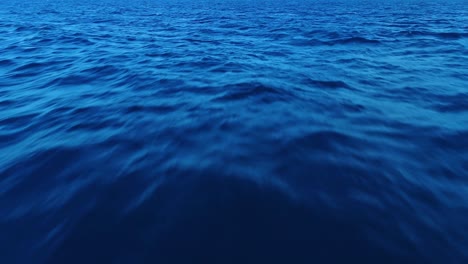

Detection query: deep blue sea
(1, 0), (467, 263)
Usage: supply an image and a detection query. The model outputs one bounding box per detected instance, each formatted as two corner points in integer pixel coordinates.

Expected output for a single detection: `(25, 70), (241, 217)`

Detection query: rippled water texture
(1, 0), (468, 263)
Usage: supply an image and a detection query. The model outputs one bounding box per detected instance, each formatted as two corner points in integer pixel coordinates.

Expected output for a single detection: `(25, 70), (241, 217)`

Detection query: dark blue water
(1, 0), (467, 263)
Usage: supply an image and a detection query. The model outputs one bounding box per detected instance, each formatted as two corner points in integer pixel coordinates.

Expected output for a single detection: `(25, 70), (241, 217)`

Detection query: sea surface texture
(1, 0), (467, 263)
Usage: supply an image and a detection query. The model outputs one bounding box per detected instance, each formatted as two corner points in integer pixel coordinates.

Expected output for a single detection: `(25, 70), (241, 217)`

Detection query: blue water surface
(1, 0), (467, 263)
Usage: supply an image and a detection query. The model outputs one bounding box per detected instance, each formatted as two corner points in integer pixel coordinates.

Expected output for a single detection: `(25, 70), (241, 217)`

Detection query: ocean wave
(213, 82), (294, 103)
(302, 78), (353, 90)
(328, 37), (381, 45)
(400, 30), (468, 39)
(1, 0), (467, 263)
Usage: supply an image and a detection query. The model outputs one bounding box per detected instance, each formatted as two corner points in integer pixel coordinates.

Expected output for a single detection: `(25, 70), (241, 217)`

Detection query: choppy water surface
(1, 0), (468, 263)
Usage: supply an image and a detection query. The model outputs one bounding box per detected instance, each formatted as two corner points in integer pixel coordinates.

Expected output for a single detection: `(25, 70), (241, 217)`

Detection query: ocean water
(1, 0), (467, 263)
